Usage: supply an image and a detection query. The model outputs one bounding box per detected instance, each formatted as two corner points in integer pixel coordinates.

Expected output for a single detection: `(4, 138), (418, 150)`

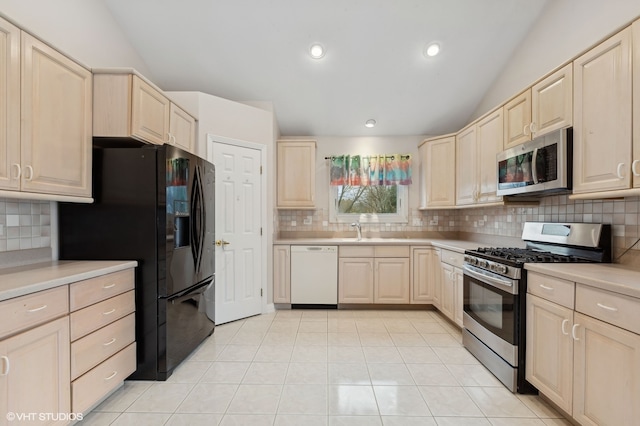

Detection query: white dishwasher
(290, 245), (338, 307)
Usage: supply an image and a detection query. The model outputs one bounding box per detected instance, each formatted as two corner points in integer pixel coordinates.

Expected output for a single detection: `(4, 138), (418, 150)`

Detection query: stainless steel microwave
(497, 128), (572, 196)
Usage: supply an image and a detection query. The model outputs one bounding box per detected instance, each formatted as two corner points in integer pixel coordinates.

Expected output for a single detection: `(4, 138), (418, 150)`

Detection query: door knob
(215, 239), (230, 246)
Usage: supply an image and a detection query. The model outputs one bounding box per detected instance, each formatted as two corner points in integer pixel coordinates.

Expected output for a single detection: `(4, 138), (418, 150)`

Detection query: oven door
(463, 264), (518, 345)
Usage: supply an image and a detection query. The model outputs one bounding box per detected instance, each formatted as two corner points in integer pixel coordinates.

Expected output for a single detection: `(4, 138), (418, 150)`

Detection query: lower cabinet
(338, 245), (410, 304)
(273, 245), (291, 303)
(0, 316), (70, 425)
(439, 249), (464, 326)
(410, 247), (440, 304)
(526, 271), (640, 425)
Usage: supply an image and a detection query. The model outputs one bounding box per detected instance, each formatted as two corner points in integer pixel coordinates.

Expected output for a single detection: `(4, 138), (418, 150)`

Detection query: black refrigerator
(59, 143), (216, 380)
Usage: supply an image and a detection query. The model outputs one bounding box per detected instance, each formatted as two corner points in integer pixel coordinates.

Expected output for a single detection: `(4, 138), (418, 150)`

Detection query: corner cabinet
(273, 245), (291, 304)
(418, 136), (456, 209)
(277, 140), (316, 209)
(572, 27), (632, 195)
(0, 24), (92, 199)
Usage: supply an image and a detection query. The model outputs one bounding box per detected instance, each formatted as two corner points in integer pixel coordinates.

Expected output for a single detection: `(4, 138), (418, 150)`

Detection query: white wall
(0, 0), (150, 74)
(473, 0), (640, 120)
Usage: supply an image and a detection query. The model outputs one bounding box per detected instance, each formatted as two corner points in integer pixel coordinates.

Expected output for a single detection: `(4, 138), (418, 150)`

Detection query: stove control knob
(496, 264), (508, 274)
(464, 255), (476, 265)
(478, 259), (489, 268)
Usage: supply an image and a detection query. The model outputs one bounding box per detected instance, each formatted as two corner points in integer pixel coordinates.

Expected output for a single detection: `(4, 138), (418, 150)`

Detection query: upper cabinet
(0, 21), (92, 200)
(572, 27), (632, 195)
(419, 135), (456, 209)
(277, 140), (316, 209)
(503, 63), (573, 150)
(94, 72), (196, 151)
(633, 19), (640, 189)
(456, 108), (503, 206)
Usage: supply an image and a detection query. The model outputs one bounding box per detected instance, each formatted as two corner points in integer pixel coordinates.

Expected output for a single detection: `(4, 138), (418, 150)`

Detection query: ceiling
(104, 0), (549, 137)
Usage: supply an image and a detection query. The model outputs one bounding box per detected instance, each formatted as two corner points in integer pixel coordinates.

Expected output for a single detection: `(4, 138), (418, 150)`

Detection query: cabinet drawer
(0, 286), (68, 339)
(440, 249), (464, 268)
(71, 313), (135, 380)
(339, 245), (375, 257)
(69, 268), (134, 311)
(374, 245), (410, 257)
(72, 342), (137, 414)
(576, 284), (640, 335)
(528, 272), (575, 309)
(70, 290), (135, 341)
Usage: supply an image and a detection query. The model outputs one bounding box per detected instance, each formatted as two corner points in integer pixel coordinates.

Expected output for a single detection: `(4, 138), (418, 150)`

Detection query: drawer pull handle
(0, 356), (9, 375)
(103, 338), (117, 346)
(103, 283), (116, 289)
(104, 371), (118, 381)
(561, 319), (569, 336)
(539, 284), (554, 291)
(103, 309), (117, 316)
(596, 303), (618, 312)
(27, 304), (47, 313)
(571, 323), (580, 341)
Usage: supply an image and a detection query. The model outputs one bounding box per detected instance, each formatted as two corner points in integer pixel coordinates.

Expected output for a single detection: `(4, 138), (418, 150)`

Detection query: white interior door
(211, 141), (263, 324)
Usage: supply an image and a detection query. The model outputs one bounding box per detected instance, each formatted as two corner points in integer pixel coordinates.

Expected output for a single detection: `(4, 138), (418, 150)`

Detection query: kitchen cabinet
(94, 72), (196, 148)
(418, 135), (456, 208)
(0, 16), (20, 192)
(168, 103), (196, 153)
(0, 28), (92, 199)
(526, 270), (640, 425)
(277, 140), (316, 209)
(633, 19), (640, 189)
(338, 245), (410, 304)
(456, 109), (502, 206)
(273, 245), (291, 304)
(503, 90), (532, 149)
(572, 27), (632, 195)
(438, 249), (464, 326)
(410, 247), (440, 304)
(0, 286), (70, 426)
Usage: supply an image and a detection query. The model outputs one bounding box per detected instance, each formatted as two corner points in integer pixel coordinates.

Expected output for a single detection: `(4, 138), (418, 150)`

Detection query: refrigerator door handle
(190, 165), (206, 274)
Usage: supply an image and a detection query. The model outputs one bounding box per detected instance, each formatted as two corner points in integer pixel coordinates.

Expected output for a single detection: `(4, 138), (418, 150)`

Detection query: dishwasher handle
(291, 245), (338, 253)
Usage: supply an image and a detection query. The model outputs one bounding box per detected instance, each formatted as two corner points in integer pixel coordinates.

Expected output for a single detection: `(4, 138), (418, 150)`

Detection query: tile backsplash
(277, 195), (640, 263)
(0, 198), (52, 252)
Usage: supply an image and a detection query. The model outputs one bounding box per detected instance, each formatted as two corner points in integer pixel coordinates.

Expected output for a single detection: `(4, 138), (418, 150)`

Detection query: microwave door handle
(531, 148), (539, 184)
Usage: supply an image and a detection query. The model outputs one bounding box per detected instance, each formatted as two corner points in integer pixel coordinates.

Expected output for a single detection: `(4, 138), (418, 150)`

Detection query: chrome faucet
(350, 222), (362, 241)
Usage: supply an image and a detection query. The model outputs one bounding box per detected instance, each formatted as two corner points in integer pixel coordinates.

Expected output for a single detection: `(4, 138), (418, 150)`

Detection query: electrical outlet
(429, 217), (438, 226)
(412, 218), (422, 226)
(291, 220), (297, 227)
(303, 216), (312, 225)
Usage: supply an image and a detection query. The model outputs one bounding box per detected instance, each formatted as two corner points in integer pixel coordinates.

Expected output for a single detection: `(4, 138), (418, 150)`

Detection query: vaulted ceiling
(104, 0), (549, 136)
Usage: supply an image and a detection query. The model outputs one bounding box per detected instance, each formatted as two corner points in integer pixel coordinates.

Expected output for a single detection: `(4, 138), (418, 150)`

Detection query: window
(330, 185), (408, 224)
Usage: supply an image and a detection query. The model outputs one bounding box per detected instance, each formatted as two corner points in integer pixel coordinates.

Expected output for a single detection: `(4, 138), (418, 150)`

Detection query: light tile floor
(82, 309), (571, 426)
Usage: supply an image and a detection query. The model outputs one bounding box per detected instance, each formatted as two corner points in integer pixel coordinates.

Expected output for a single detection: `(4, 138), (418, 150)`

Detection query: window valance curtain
(329, 154), (412, 186)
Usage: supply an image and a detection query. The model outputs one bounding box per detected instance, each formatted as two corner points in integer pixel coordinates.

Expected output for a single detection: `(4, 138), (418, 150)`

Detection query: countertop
(525, 263), (640, 299)
(274, 238), (482, 253)
(0, 260), (138, 302)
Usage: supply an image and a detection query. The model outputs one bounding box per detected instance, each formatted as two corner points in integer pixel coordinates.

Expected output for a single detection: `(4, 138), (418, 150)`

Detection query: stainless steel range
(462, 222), (612, 393)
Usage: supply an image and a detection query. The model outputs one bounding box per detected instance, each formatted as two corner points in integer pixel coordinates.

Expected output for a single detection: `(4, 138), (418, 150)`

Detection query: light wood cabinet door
(420, 136), (456, 208)
(531, 63), (573, 138)
(573, 312), (640, 426)
(131, 75), (170, 145)
(453, 268), (464, 327)
(476, 108), (503, 204)
(277, 140), (316, 208)
(439, 262), (455, 320)
(411, 247), (437, 303)
(573, 27), (632, 194)
(455, 125), (477, 206)
(169, 103), (196, 153)
(633, 20), (640, 188)
(374, 257), (410, 304)
(0, 316), (70, 425)
(21, 32), (92, 197)
(0, 17), (20, 192)
(503, 89), (532, 149)
(339, 258), (374, 303)
(432, 249), (442, 309)
(273, 245), (291, 303)
(526, 294), (574, 414)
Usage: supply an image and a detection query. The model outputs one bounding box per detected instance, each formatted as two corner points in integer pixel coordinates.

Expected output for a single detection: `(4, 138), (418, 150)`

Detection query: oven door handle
(463, 264), (518, 295)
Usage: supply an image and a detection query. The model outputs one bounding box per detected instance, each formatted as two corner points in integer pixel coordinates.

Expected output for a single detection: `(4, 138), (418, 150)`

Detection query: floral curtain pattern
(330, 154), (412, 186)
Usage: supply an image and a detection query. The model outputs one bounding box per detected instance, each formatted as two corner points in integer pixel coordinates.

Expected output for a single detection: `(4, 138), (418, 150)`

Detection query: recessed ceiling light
(365, 119), (376, 128)
(424, 42), (440, 57)
(309, 43), (325, 59)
